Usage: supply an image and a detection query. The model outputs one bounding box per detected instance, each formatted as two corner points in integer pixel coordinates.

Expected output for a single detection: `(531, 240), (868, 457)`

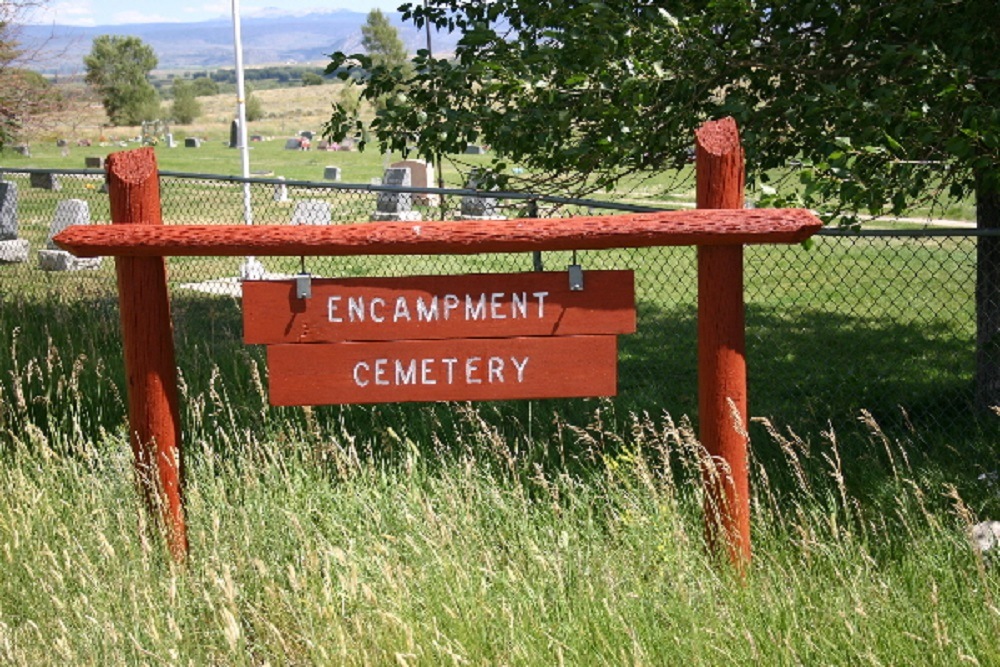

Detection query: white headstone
(38, 199), (102, 271)
(291, 200), (332, 226)
(273, 176), (288, 203)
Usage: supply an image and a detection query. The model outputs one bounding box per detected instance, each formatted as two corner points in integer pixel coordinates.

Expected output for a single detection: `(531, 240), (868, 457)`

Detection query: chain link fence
(0, 168), (988, 441)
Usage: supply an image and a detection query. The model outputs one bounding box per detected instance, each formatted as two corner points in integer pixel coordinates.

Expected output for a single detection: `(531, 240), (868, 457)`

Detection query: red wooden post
(107, 148), (188, 561)
(696, 117), (751, 567)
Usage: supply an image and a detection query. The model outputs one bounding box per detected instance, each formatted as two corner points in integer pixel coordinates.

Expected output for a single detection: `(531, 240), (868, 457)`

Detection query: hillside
(21, 10), (459, 74)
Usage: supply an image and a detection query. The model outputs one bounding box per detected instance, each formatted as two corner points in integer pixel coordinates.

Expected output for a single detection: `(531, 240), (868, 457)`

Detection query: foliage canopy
(326, 0), (999, 214)
(0, 0), (63, 148)
(361, 9), (409, 71)
(84, 35), (160, 126)
(170, 79), (201, 125)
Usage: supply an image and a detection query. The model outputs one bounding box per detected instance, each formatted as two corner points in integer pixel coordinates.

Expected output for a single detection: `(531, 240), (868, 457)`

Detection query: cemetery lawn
(2, 235), (1000, 663)
(4, 81), (977, 219)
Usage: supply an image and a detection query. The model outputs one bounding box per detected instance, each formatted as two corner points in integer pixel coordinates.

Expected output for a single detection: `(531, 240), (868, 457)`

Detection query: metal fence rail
(0, 168), (985, 437)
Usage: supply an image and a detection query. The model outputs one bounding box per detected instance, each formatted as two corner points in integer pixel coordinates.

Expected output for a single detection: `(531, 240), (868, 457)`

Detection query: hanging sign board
(243, 270), (635, 406)
(243, 270), (636, 343)
(267, 335), (618, 405)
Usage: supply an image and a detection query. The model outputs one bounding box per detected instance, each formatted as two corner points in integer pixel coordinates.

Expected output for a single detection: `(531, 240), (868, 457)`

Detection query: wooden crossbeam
(53, 207), (821, 258)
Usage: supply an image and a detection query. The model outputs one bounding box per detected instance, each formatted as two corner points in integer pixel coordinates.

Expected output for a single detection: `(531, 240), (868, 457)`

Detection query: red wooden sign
(267, 335), (618, 405)
(243, 270), (635, 343)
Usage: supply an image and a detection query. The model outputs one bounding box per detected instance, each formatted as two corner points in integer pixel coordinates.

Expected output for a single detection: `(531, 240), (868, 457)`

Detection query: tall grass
(1, 365), (998, 664)
(0, 290), (998, 662)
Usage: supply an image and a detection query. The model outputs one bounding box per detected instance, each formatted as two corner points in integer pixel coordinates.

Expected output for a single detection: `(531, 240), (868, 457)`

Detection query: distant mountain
(21, 10), (459, 74)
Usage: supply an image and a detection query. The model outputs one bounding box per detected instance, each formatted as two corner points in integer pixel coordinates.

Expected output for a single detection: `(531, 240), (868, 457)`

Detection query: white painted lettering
(421, 358), (436, 385)
(443, 294), (460, 320)
(395, 359), (416, 385)
(490, 292), (506, 319)
(488, 356), (504, 383)
(348, 296), (364, 322)
(511, 356), (529, 382)
(353, 361), (370, 387)
(512, 292), (528, 319)
(466, 356), (482, 384)
(393, 296), (412, 322)
(465, 294), (487, 320)
(442, 358), (458, 384)
(374, 358), (389, 385)
(416, 295), (439, 322)
(533, 292), (549, 318)
(328, 296), (343, 322)
(370, 297), (386, 323)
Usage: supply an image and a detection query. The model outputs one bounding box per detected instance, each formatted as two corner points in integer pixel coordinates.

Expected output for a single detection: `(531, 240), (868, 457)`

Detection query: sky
(28, 0), (405, 26)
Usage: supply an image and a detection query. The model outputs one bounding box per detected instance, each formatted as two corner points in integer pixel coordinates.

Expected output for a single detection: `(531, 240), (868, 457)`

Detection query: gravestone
(30, 172), (61, 191)
(0, 181), (29, 264)
(323, 166), (342, 181)
(165, 133), (176, 148)
(273, 176), (288, 203)
(390, 159), (438, 206)
(184, 137), (201, 148)
(12, 145), (29, 156)
(284, 137), (302, 150)
(229, 119), (240, 148)
(85, 156), (105, 169)
(37, 199), (103, 271)
(458, 172), (506, 221)
(464, 144), (487, 155)
(372, 167), (422, 222)
(290, 200), (332, 226)
(56, 139), (68, 148)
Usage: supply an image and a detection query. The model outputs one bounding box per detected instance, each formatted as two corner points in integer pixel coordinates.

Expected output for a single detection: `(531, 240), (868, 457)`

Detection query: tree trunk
(975, 175), (1000, 410)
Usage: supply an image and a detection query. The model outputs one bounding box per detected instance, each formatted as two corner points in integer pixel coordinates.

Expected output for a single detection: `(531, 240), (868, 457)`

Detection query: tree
(0, 0), (63, 148)
(326, 0), (1000, 407)
(169, 78), (200, 125)
(361, 9), (408, 71)
(189, 76), (219, 97)
(302, 71), (325, 86)
(84, 35), (160, 126)
(244, 86), (264, 122)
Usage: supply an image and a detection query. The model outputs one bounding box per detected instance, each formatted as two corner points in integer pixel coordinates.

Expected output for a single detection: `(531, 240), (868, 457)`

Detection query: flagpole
(233, 0), (263, 279)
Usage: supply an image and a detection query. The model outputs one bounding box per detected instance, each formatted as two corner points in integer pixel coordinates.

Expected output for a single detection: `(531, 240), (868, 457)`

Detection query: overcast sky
(29, 1), (405, 26)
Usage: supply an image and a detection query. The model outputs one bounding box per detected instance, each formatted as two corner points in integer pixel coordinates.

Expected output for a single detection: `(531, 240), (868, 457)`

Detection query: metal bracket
(568, 250), (584, 291)
(295, 272), (312, 299)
